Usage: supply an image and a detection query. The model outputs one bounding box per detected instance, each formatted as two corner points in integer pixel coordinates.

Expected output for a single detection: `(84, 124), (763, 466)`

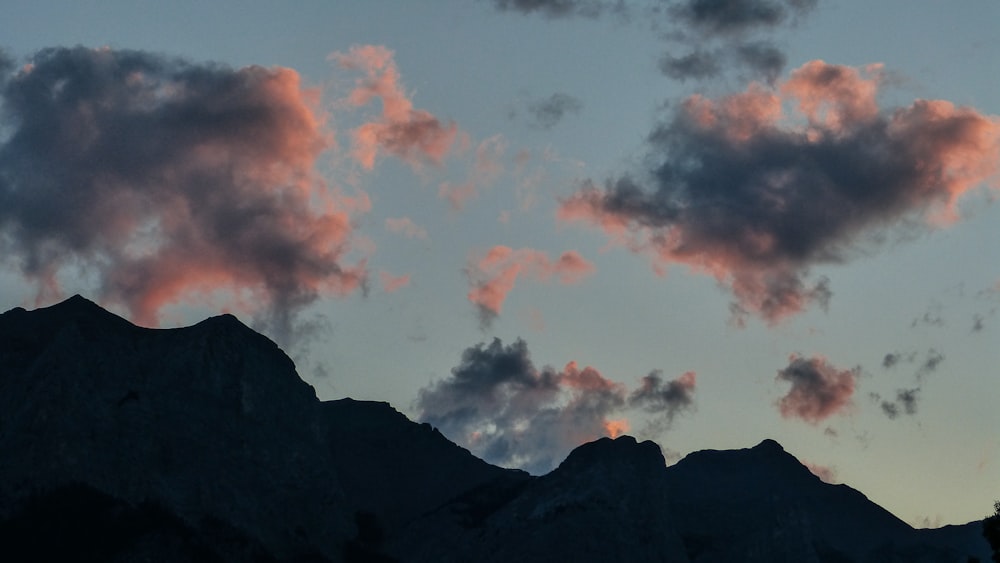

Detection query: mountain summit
(0, 297), (991, 562)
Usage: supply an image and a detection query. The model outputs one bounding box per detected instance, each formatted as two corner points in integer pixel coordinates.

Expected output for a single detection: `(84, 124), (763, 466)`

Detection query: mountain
(661, 439), (985, 561)
(0, 296), (511, 561)
(388, 436), (690, 562)
(0, 296), (992, 562)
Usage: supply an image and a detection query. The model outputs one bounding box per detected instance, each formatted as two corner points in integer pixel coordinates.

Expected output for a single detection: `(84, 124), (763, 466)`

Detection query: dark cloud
(658, 49), (723, 81)
(628, 370), (697, 436)
(415, 338), (630, 474)
(559, 61), (1000, 324)
(879, 348), (942, 381)
(629, 370), (696, 415)
(916, 349), (944, 380)
(775, 355), (859, 423)
(654, 0), (813, 82)
(525, 93), (583, 129)
(882, 353), (901, 369)
(0, 49), (14, 77)
(489, 0), (621, 18)
(734, 40), (786, 83)
(660, 41), (785, 83)
(670, 0), (816, 36)
(911, 302), (945, 328)
(872, 388), (921, 420)
(0, 47), (367, 343)
(896, 388), (919, 415)
(878, 396), (899, 419)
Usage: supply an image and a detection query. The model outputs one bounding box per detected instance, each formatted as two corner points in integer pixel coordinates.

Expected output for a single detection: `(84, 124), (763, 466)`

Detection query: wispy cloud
(466, 246), (595, 328)
(488, 0), (623, 19)
(384, 216), (429, 240)
(521, 93), (584, 129)
(330, 45), (460, 170)
(379, 271), (411, 293)
(438, 135), (507, 210)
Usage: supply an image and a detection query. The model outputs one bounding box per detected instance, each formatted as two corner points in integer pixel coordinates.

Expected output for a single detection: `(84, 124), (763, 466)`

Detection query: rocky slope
(0, 296), (992, 562)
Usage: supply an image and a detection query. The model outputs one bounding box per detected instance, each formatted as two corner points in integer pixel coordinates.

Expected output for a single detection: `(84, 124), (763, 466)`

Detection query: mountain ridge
(0, 296), (991, 562)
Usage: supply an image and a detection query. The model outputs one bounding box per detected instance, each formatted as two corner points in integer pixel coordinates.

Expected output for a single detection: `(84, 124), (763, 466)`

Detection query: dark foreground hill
(0, 296), (991, 562)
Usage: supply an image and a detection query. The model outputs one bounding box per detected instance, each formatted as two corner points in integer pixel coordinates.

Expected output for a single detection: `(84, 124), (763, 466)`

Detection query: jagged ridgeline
(0, 297), (991, 562)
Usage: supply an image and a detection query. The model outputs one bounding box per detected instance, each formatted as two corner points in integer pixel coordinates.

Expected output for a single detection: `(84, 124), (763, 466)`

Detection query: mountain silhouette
(0, 296), (991, 562)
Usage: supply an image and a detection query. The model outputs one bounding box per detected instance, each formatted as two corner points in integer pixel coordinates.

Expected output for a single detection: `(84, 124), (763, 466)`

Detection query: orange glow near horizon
(604, 419), (630, 439)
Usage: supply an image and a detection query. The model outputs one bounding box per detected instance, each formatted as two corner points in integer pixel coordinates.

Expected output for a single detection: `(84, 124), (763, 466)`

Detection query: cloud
(881, 352), (902, 369)
(775, 355), (859, 423)
(559, 60), (1000, 325)
(896, 388), (919, 415)
(384, 216), (429, 240)
(911, 304), (945, 328)
(803, 460), (837, 483)
(880, 348), (942, 378)
(331, 45), (459, 170)
(488, 0), (622, 19)
(658, 49), (723, 81)
(670, 0), (816, 36)
(466, 246), (595, 328)
(415, 337), (629, 474)
(524, 93), (583, 129)
(379, 271), (411, 293)
(877, 397), (899, 419)
(655, 0), (815, 82)
(659, 41), (786, 83)
(628, 370), (697, 437)
(916, 348), (944, 380)
(873, 388), (921, 420)
(438, 135), (507, 210)
(0, 46), (368, 341)
(734, 40), (786, 83)
(628, 370), (696, 431)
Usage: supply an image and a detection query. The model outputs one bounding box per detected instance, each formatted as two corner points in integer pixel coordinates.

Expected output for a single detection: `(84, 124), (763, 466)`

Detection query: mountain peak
(556, 435), (666, 474)
(1, 294), (137, 341)
(752, 438), (786, 453)
(45, 294), (117, 317)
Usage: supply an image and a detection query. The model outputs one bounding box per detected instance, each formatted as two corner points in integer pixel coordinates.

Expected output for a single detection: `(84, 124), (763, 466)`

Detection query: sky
(0, 0), (998, 528)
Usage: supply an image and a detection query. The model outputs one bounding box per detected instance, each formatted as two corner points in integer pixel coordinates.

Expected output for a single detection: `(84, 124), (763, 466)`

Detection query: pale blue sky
(1, 0), (998, 527)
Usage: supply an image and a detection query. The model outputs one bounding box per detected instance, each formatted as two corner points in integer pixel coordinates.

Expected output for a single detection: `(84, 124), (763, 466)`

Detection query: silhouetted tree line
(984, 500), (1000, 563)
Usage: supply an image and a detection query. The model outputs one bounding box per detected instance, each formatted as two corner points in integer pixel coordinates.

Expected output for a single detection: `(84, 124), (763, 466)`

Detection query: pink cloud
(781, 60), (882, 132)
(438, 181), (478, 211)
(438, 135), (507, 210)
(803, 460), (838, 483)
(466, 246), (595, 325)
(0, 47), (368, 342)
(776, 355), (858, 424)
(384, 216), (428, 240)
(331, 45), (459, 170)
(379, 271), (411, 293)
(558, 60), (1000, 325)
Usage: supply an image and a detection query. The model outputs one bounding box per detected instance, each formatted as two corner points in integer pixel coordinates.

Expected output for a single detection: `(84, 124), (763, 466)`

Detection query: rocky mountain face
(0, 297), (992, 562)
